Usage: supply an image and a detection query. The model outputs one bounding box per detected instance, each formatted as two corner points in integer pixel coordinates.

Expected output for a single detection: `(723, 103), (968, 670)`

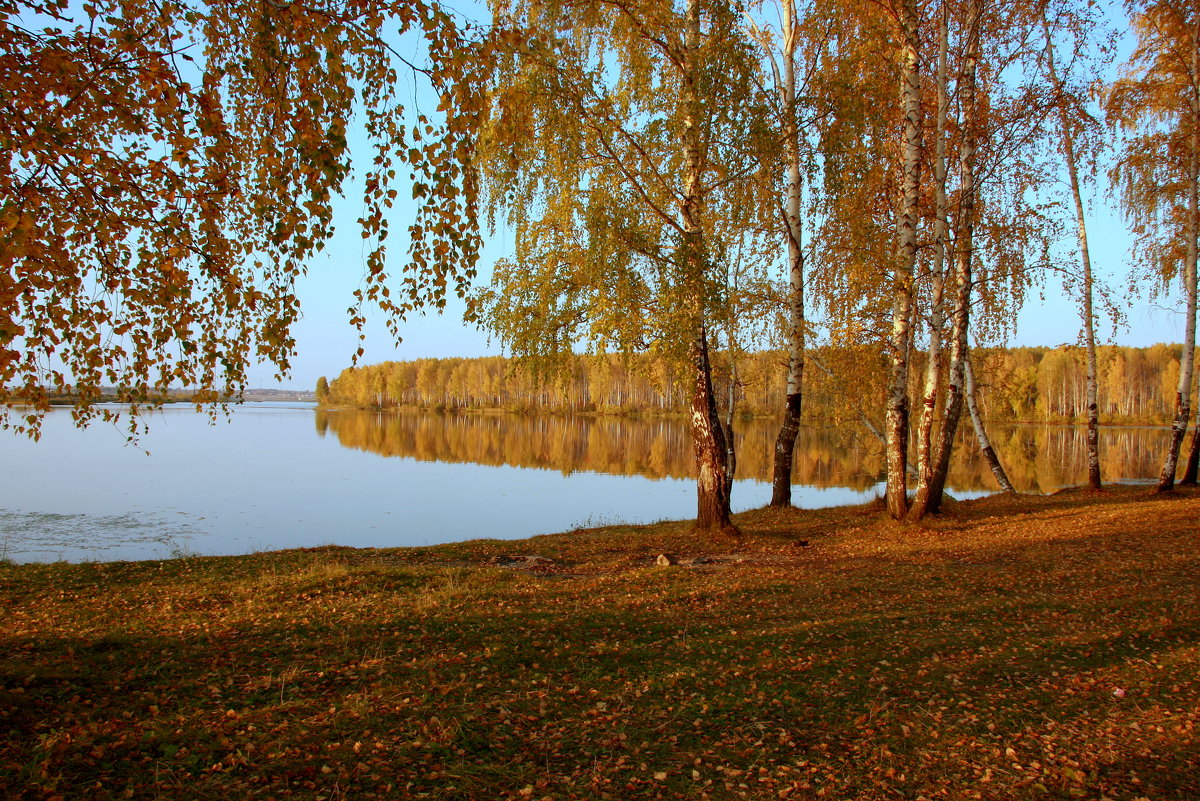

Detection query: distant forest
(318, 344), (1186, 426)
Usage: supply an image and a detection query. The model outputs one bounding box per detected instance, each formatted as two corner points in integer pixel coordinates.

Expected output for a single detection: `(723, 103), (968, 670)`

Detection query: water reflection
(0, 406), (1174, 563)
(319, 410), (1172, 494)
(987, 425), (1169, 493)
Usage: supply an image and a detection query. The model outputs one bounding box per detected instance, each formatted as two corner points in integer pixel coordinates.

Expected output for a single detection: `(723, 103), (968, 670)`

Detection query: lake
(0, 404), (1172, 563)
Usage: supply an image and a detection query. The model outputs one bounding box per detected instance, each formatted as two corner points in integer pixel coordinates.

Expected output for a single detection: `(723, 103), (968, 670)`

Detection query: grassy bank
(2, 486), (1198, 800)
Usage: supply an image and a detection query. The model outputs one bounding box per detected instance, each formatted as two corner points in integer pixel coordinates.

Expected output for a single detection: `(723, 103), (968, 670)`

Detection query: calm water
(0, 404), (1171, 563)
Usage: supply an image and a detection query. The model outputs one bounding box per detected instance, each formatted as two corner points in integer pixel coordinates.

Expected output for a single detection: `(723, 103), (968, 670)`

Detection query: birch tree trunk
(964, 353), (1016, 493)
(909, 10), (950, 519)
(886, 0), (922, 520)
(1043, 15), (1102, 490)
(1158, 27), (1200, 492)
(681, 0), (735, 533)
(690, 319), (735, 532)
(725, 359), (738, 499)
(771, 0), (806, 507)
(1180, 425), (1200, 484)
(918, 0), (980, 519)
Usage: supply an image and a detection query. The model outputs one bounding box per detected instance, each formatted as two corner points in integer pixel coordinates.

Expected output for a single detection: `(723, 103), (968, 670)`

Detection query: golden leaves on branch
(1, 0), (486, 433)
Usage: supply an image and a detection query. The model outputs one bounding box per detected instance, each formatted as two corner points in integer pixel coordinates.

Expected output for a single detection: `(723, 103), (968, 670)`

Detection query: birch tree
(1108, 0), (1200, 492)
(744, 0), (830, 506)
(475, 0), (770, 534)
(1041, 4), (1110, 490)
(908, 0), (980, 520)
(816, 0), (923, 519)
(885, 0), (924, 520)
(907, 1), (953, 518)
(811, 0), (1049, 519)
(771, 1), (811, 507)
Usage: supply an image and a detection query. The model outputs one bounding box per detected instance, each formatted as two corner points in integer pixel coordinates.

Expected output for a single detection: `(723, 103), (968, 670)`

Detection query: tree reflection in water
(318, 410), (1172, 494)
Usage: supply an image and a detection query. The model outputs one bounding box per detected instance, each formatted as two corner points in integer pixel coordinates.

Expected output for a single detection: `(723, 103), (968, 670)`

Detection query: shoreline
(0, 481), (1186, 568)
(1, 480), (1191, 568)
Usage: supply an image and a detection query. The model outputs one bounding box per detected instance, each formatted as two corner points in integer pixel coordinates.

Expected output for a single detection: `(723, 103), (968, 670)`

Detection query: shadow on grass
(2, 486), (1199, 800)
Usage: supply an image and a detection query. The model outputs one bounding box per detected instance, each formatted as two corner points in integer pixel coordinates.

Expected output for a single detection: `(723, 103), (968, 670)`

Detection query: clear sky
(252, 0), (1186, 392)
(268, 225), (505, 391)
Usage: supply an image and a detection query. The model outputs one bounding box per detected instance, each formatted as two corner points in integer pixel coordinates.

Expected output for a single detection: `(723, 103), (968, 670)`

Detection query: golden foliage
(323, 344), (1192, 426)
(0, 0), (483, 434)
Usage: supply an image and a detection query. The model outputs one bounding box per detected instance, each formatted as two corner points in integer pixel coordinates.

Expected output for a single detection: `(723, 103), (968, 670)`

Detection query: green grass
(1, 486), (1198, 799)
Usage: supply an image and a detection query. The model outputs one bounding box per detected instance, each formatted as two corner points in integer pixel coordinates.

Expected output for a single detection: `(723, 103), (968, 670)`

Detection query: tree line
(319, 344), (1196, 426)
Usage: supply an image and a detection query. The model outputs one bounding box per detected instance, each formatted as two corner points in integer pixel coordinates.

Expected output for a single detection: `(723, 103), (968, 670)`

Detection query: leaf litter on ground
(1, 484), (1198, 800)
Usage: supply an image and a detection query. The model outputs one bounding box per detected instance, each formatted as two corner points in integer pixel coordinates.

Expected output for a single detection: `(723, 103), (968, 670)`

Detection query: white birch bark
(919, 0), (980, 517)
(886, 0), (922, 520)
(964, 353), (1016, 492)
(680, 0), (735, 531)
(909, 7), (950, 518)
(770, 0), (807, 507)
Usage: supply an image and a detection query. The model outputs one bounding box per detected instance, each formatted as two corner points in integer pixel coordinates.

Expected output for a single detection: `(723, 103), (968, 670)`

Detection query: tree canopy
(1, 0), (483, 433)
(472, 0), (781, 531)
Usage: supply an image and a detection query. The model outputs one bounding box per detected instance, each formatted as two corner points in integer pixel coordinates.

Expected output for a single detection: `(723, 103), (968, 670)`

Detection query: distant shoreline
(40, 389), (317, 406)
(314, 402), (1176, 430)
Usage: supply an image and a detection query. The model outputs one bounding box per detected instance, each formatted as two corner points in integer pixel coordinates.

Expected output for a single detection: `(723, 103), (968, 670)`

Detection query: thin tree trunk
(964, 352), (1016, 492)
(1158, 30), (1200, 492)
(886, 0), (922, 520)
(771, 0), (806, 507)
(920, 0), (980, 518)
(769, 204), (805, 506)
(770, 375), (803, 505)
(1043, 15), (1101, 490)
(725, 358), (738, 499)
(909, 10), (950, 519)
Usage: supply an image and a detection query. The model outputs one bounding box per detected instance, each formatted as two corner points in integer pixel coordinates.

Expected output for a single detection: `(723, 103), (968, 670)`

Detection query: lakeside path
(2, 485), (1198, 800)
